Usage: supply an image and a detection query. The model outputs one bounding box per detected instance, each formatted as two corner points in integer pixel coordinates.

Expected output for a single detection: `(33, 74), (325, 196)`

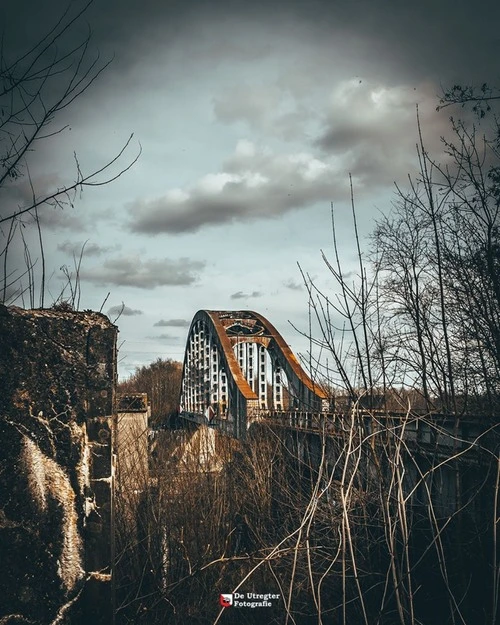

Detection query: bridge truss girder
(179, 310), (328, 437)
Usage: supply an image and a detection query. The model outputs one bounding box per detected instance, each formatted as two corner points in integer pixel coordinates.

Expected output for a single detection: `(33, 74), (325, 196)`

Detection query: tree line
(117, 358), (183, 426)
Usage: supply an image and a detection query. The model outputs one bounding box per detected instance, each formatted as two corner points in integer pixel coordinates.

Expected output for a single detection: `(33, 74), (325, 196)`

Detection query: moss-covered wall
(0, 304), (116, 625)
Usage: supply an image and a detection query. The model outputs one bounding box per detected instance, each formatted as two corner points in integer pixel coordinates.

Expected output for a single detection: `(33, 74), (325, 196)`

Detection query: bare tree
(438, 82), (500, 117)
(112, 91), (500, 625)
(0, 0), (140, 308)
(371, 107), (500, 414)
(118, 359), (183, 425)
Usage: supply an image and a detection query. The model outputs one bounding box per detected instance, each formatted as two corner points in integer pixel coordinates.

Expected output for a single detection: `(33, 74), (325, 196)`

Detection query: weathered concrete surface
(115, 394), (150, 525)
(0, 304), (116, 625)
(116, 394), (150, 495)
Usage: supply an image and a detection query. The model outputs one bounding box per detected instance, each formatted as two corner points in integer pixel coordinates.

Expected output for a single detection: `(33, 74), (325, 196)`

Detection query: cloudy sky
(1, 0), (499, 379)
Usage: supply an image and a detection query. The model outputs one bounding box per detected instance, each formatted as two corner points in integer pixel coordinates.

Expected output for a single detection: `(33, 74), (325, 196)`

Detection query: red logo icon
(219, 594), (233, 607)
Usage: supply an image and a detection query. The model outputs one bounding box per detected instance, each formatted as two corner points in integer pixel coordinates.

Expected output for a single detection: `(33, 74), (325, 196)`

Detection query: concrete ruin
(0, 304), (116, 625)
(115, 394), (150, 495)
(115, 393), (150, 526)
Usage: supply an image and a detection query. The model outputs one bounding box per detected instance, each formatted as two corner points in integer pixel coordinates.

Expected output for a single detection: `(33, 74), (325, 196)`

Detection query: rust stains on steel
(250, 310), (328, 399)
(206, 311), (256, 400)
(206, 310), (328, 401)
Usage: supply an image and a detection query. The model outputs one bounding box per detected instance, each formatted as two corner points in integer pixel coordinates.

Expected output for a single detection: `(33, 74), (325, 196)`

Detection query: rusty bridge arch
(179, 310), (328, 437)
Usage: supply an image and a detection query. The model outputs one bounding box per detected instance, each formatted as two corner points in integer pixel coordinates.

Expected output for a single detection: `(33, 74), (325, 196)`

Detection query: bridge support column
(237, 341), (245, 377)
(202, 329), (210, 410)
(273, 364), (282, 410)
(258, 344), (267, 409)
(220, 369), (227, 416)
(210, 340), (219, 414)
(247, 343), (255, 394)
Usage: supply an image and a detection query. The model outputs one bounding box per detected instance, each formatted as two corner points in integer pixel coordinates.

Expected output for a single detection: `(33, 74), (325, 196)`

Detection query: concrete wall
(0, 304), (116, 625)
(115, 394), (150, 514)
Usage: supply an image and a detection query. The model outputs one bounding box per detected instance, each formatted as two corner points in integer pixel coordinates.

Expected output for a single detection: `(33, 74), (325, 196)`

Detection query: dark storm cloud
(231, 291), (261, 300)
(0, 178), (46, 218)
(107, 305), (143, 316)
(146, 334), (179, 341)
(314, 81), (450, 160)
(80, 255), (205, 288)
(96, 0), (499, 84)
(57, 240), (119, 257)
(213, 83), (317, 142)
(127, 81), (452, 235)
(0, 175), (86, 230)
(131, 186), (302, 233)
(126, 142), (353, 234)
(154, 318), (190, 327)
(213, 84), (283, 126)
(6, 0), (499, 91)
(36, 208), (85, 231)
(284, 279), (303, 291)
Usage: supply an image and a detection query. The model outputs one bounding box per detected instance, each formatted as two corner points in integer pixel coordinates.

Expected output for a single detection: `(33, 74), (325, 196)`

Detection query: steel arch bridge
(179, 310), (329, 438)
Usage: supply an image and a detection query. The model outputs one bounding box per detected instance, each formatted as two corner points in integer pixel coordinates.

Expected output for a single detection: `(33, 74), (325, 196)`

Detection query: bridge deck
(179, 409), (498, 460)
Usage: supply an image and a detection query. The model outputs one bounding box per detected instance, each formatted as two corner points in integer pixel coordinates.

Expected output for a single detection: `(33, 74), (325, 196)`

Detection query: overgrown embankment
(0, 305), (116, 625)
(116, 417), (499, 625)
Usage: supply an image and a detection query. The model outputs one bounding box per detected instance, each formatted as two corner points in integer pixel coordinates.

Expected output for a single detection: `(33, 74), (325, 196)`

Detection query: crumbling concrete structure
(115, 393), (150, 537)
(0, 304), (116, 625)
(116, 393), (150, 498)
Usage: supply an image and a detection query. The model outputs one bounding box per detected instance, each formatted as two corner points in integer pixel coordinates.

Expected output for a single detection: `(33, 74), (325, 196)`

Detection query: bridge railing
(180, 408), (498, 458)
(178, 411), (208, 426)
(255, 409), (498, 458)
(179, 411), (238, 436)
